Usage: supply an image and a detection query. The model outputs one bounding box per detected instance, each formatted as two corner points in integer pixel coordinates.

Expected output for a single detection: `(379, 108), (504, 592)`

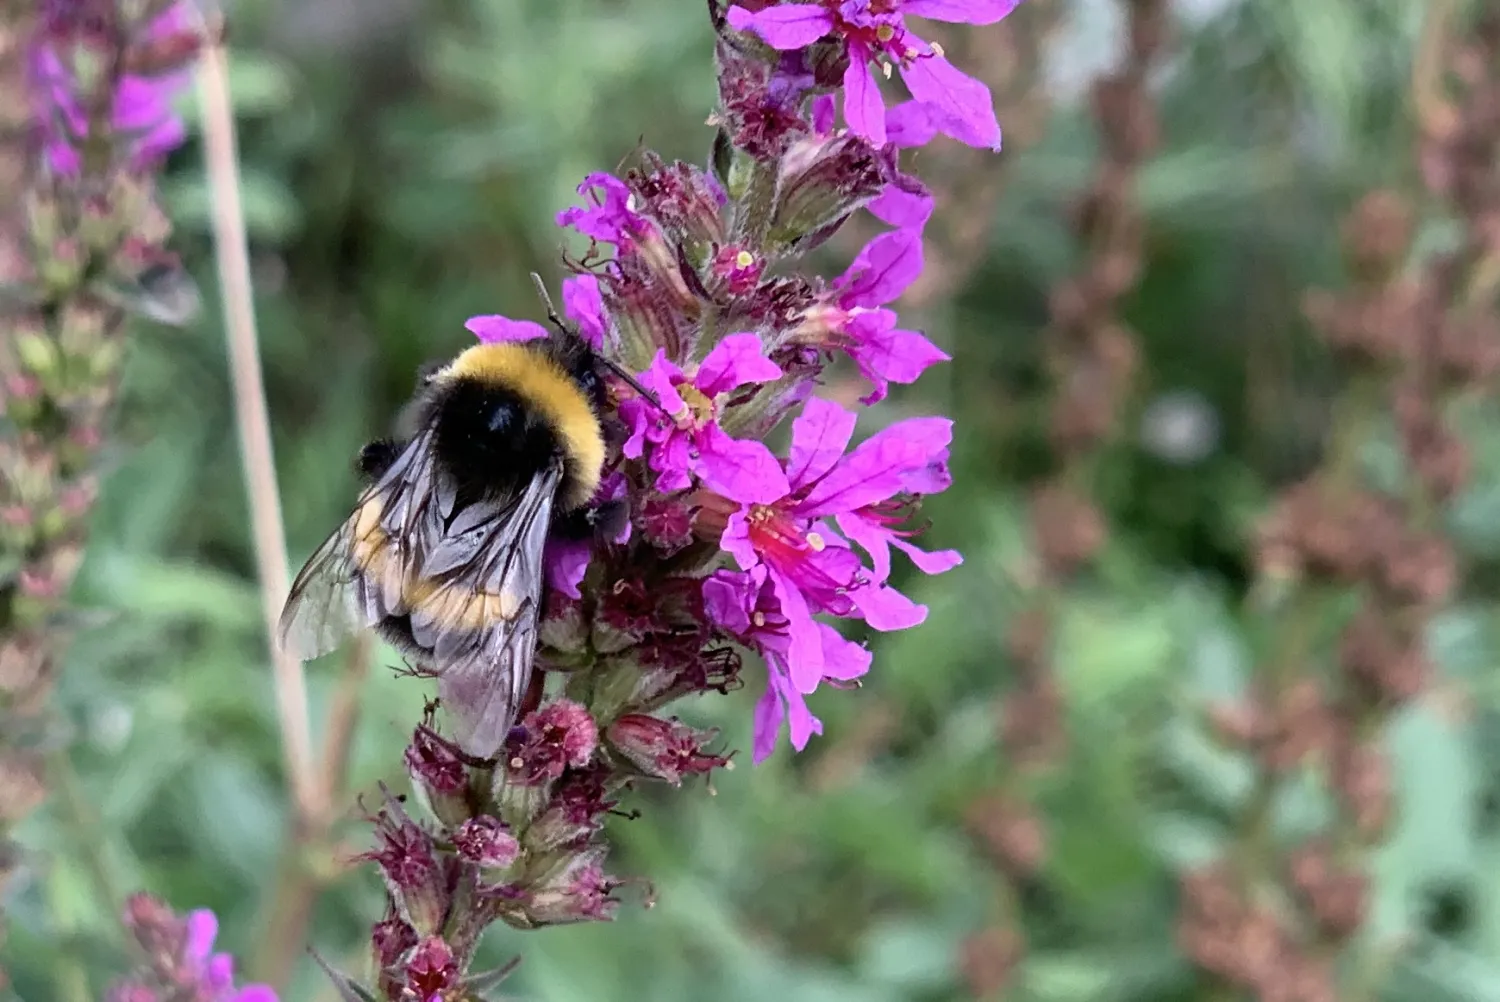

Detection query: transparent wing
(276, 516), (363, 661)
(417, 463), (563, 759)
(276, 431), (439, 660)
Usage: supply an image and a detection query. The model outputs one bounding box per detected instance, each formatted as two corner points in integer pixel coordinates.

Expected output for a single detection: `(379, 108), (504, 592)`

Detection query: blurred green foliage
(8, 1), (1500, 1000)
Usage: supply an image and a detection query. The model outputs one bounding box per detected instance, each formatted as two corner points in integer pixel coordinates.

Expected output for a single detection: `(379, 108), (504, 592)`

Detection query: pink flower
(620, 333), (786, 497)
(704, 565), (871, 761)
(556, 172), (654, 245)
(563, 274), (608, 348)
(31, 3), (197, 174)
(792, 228), (949, 402)
(727, 0), (1023, 150)
(712, 396), (959, 703)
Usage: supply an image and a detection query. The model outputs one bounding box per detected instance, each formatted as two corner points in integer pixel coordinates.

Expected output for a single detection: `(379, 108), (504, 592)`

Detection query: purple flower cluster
(727, 0), (1022, 149)
(347, 3), (1017, 995)
(107, 894), (275, 1002)
(465, 0), (1004, 762)
(29, 0), (197, 174)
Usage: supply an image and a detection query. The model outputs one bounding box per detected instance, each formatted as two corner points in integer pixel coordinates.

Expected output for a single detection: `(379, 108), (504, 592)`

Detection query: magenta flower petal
(184, 909), (218, 963)
(842, 51), (888, 147)
(901, 52), (1003, 151)
(798, 417), (953, 516)
(618, 397), (654, 459)
(695, 425), (792, 503)
(703, 571), (754, 635)
(696, 332), (782, 397)
(651, 432), (695, 492)
(851, 582), (928, 630)
(834, 511), (896, 581)
(639, 350), (689, 415)
(811, 94), (837, 135)
(787, 397), (858, 490)
(727, 3), (837, 48)
(752, 683), (784, 763)
(545, 537), (593, 599)
(846, 311), (950, 402)
(768, 566), (825, 691)
(893, 535), (964, 574)
(902, 454), (954, 495)
(721, 509), (759, 570)
(206, 953), (234, 990)
(902, 0), (1026, 23)
(231, 988), (280, 1002)
(885, 100), (939, 148)
(818, 624), (871, 681)
(779, 672), (823, 750)
(841, 229), (924, 308)
(562, 274), (607, 349)
(868, 183), (934, 231)
(465, 315), (550, 343)
(557, 173), (645, 243)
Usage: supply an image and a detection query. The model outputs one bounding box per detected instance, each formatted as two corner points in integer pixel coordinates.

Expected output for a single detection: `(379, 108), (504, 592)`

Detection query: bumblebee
(278, 330), (608, 759)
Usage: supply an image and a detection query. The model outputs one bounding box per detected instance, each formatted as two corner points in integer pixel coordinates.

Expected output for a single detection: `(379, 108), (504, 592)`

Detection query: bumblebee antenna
(528, 271), (667, 414)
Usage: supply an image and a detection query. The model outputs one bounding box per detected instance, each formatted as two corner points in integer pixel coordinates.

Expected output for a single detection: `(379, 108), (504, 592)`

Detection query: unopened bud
(360, 792), (451, 937)
(606, 714), (729, 785)
(604, 279), (685, 373)
(502, 846), (618, 929)
(770, 133), (890, 246)
(403, 936), (458, 1000)
(451, 815), (521, 871)
(14, 330), (59, 381)
(404, 724), (472, 829)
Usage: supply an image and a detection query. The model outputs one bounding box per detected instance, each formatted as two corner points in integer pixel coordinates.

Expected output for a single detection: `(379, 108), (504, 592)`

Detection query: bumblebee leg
(357, 438), (401, 483)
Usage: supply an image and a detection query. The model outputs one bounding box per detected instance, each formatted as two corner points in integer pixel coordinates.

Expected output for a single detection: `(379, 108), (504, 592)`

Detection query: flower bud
(404, 723), (472, 829)
(524, 765), (614, 853)
(370, 913), (418, 989)
(770, 133), (890, 247)
(451, 815), (521, 871)
(361, 791), (452, 937)
(502, 846), (618, 929)
(539, 591), (591, 658)
(628, 154), (727, 253)
(403, 937), (459, 1001)
(493, 700), (599, 827)
(606, 715), (730, 785)
(14, 329), (59, 382)
(604, 277), (686, 372)
(40, 238), (86, 294)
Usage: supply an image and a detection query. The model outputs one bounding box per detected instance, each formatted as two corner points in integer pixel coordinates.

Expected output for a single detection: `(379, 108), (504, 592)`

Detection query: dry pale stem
(197, 35), (316, 823)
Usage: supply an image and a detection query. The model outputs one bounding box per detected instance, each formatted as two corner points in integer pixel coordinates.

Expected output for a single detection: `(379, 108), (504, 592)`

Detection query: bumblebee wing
(276, 432), (439, 660)
(276, 501), (384, 660)
(412, 463), (564, 759)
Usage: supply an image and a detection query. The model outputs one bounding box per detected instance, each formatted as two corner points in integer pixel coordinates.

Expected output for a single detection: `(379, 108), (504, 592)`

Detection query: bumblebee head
(429, 340), (607, 511)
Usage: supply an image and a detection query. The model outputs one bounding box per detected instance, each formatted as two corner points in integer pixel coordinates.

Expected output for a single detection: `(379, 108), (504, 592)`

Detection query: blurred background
(11, 0), (1500, 999)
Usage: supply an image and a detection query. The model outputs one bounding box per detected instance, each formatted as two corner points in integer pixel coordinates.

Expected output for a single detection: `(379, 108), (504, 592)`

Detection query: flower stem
(197, 26), (316, 824)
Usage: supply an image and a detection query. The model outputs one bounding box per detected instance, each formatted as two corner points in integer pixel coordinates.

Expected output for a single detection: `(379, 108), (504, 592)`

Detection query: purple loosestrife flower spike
(346, 0), (1010, 990)
(3, 2), (201, 974)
